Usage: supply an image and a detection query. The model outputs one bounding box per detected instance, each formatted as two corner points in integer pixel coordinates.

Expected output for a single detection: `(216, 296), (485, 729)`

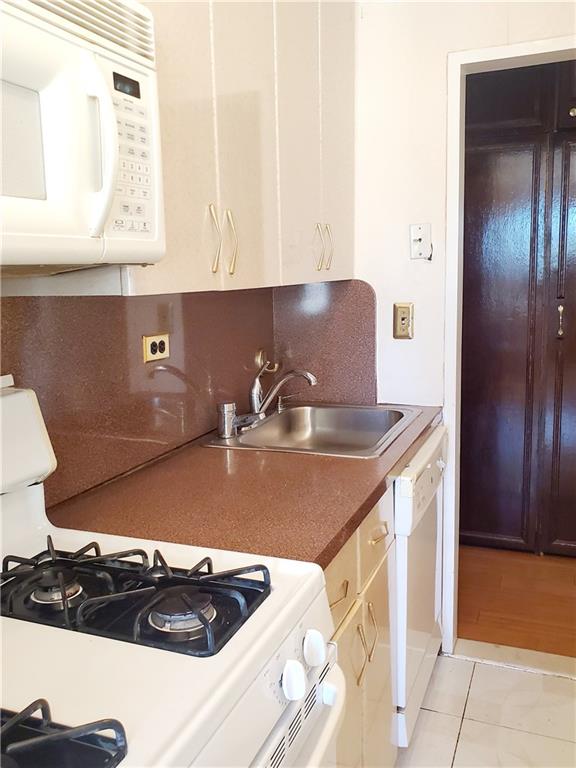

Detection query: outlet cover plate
(410, 223), (432, 260)
(143, 333), (170, 362)
(393, 303), (414, 339)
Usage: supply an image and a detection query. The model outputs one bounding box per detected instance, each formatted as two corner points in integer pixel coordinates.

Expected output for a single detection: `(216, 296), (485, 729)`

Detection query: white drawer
(358, 485), (394, 590)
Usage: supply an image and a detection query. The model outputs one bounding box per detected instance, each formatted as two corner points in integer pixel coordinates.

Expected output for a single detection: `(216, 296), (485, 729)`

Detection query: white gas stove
(0, 378), (345, 767)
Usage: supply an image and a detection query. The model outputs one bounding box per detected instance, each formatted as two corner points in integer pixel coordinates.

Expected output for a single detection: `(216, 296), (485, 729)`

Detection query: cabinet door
(126, 1), (220, 295)
(276, 1), (324, 286)
(556, 61), (576, 131)
(320, 1), (355, 281)
(213, 2), (280, 290)
(325, 529), (358, 631)
(332, 599), (365, 768)
(362, 547), (397, 768)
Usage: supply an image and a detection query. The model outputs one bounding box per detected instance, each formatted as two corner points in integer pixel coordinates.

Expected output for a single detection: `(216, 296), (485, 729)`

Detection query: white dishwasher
(392, 425), (448, 747)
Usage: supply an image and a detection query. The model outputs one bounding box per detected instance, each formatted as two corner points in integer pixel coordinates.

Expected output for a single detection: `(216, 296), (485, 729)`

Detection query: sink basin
(206, 404), (421, 458)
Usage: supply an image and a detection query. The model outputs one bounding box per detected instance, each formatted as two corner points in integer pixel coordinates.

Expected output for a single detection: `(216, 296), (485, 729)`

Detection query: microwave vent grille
(23, 0), (155, 63)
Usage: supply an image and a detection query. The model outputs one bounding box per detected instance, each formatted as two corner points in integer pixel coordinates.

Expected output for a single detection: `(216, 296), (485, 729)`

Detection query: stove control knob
(281, 659), (306, 702)
(303, 629), (327, 668)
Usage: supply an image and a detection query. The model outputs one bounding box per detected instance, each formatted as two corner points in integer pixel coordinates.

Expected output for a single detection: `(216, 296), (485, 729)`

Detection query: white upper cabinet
(213, 2), (281, 290)
(277, 1), (355, 286)
(276, 1), (324, 285)
(124, 1), (219, 295)
(127, 0), (280, 294)
(320, 1), (355, 281)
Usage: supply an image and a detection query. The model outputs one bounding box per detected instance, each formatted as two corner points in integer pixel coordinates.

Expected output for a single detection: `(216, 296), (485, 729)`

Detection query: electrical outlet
(143, 333), (170, 362)
(393, 303), (414, 339)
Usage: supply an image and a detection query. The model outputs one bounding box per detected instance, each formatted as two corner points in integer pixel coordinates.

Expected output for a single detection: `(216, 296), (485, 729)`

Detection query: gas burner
(148, 587), (217, 640)
(30, 567), (84, 607)
(1, 536), (271, 656)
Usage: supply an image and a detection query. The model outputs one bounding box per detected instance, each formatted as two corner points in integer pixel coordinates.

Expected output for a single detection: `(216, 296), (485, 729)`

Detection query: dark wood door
(460, 138), (547, 551)
(540, 135), (576, 555)
(556, 61), (576, 131)
(460, 62), (576, 556)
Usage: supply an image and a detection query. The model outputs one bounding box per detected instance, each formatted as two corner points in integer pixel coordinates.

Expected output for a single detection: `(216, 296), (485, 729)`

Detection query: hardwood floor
(458, 545), (576, 658)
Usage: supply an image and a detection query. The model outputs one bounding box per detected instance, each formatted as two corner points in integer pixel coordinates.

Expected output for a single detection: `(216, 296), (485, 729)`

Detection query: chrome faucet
(255, 369), (317, 414)
(216, 362), (317, 439)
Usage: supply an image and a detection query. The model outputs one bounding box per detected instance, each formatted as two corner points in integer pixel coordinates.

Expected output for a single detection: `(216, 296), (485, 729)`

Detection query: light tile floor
(396, 647), (576, 768)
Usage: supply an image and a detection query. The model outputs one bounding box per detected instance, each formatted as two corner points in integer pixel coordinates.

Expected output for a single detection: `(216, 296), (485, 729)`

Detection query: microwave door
(0, 12), (116, 266)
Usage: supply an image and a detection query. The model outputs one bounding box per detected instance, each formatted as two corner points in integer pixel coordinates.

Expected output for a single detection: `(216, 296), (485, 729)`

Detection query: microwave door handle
(87, 67), (119, 237)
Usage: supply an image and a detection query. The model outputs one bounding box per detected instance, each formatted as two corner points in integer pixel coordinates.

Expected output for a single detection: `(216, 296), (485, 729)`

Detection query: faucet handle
(217, 402), (237, 439)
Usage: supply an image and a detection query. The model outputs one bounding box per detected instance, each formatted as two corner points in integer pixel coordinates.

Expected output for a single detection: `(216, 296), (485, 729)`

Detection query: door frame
(442, 35), (576, 654)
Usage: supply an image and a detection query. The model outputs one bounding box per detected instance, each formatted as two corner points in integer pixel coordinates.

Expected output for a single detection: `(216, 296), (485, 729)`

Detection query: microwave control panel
(110, 91), (154, 238)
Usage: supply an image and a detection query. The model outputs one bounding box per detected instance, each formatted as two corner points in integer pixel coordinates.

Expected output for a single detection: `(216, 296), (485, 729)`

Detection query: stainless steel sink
(205, 404), (421, 458)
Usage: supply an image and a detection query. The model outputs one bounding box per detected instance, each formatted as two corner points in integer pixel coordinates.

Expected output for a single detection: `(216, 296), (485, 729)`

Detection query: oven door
(248, 663), (346, 768)
(1, 9), (118, 265)
(289, 665), (346, 768)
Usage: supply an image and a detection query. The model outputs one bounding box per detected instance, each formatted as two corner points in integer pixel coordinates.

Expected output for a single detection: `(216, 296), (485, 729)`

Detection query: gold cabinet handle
(367, 601), (379, 662)
(557, 304), (565, 338)
(569, 107), (576, 118)
(329, 578), (349, 609)
(226, 209), (239, 276)
(357, 624), (369, 687)
(209, 203), (222, 274)
(324, 223), (334, 270)
(369, 522), (389, 546)
(316, 222), (326, 270)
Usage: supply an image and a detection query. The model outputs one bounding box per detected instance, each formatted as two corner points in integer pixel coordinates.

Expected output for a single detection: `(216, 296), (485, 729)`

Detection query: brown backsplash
(0, 280), (376, 507)
(273, 281), (377, 404)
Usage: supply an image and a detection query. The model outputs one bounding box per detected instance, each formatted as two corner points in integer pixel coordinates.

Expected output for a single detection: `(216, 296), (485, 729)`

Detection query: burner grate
(1, 536), (271, 657)
(1, 698), (127, 768)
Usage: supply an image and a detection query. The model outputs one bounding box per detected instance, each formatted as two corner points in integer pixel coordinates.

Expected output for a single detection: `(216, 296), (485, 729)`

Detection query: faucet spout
(257, 370), (317, 414)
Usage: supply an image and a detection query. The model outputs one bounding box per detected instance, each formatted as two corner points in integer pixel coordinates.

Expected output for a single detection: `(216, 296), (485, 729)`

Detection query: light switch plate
(142, 333), (170, 362)
(393, 303), (414, 339)
(410, 223), (432, 260)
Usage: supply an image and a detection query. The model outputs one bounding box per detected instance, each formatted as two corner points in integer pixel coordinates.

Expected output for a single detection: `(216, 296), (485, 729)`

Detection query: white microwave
(0, 0), (165, 272)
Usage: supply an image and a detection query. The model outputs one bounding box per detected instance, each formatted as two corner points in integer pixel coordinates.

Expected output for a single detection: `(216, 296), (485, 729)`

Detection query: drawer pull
(324, 223), (334, 270)
(209, 203), (222, 273)
(369, 522), (389, 546)
(367, 601), (379, 661)
(226, 208), (239, 275)
(316, 222), (326, 270)
(357, 624), (369, 687)
(329, 579), (349, 608)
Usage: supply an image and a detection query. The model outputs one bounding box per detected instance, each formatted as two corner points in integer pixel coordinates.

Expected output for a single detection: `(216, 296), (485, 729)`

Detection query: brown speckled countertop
(48, 406), (441, 568)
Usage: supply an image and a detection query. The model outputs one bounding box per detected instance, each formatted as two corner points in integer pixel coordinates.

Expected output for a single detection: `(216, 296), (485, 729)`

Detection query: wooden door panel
(556, 61), (576, 131)
(462, 63), (575, 558)
(465, 64), (555, 134)
(460, 141), (545, 549)
(541, 137), (576, 555)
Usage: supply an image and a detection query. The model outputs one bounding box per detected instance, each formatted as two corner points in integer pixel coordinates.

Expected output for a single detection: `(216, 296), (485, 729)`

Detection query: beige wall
(355, 2), (575, 406)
